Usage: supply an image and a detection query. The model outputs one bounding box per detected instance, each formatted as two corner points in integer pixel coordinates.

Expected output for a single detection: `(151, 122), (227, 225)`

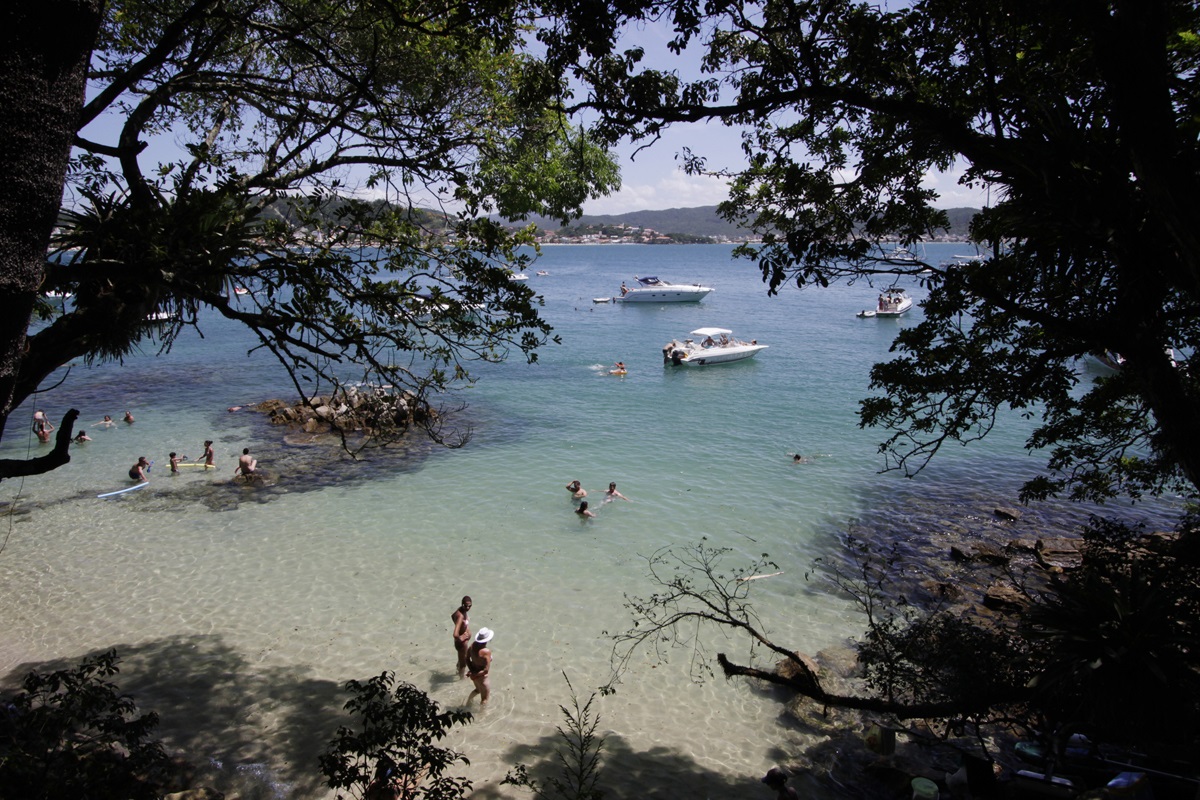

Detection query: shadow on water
(4, 410), (460, 516)
(1, 635), (353, 799)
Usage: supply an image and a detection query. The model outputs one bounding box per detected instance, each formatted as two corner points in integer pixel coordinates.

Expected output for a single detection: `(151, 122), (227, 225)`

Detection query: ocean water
(0, 244), (1181, 799)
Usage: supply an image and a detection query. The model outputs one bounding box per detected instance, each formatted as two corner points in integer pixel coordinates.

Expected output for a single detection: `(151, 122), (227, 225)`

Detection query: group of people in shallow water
(35, 409), (260, 485)
(566, 479), (630, 518)
(32, 408), (135, 445)
(128, 442), (258, 483)
(450, 596), (492, 702)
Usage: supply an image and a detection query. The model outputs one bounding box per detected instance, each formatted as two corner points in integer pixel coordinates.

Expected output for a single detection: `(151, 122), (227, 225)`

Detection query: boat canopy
(690, 327), (733, 337)
(634, 276), (666, 286)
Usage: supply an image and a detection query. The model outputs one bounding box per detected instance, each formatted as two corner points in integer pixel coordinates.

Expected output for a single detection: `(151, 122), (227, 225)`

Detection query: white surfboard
(98, 483), (149, 499)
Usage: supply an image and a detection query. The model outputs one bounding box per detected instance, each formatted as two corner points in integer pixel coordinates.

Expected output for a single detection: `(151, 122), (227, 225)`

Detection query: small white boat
(875, 289), (913, 316)
(662, 327), (767, 366)
(884, 245), (921, 262)
(510, 273), (529, 281)
(233, 286), (251, 295)
(145, 311), (174, 322)
(856, 309), (876, 318)
(938, 253), (986, 271)
(536, 270), (549, 276)
(592, 297), (611, 304)
(615, 275), (713, 303)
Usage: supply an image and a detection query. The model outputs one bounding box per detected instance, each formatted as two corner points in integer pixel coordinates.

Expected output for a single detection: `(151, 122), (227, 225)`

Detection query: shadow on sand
(1, 634), (348, 799)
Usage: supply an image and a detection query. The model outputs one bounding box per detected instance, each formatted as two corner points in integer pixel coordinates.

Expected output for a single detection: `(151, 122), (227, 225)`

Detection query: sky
(575, 23), (991, 216)
(580, 124), (991, 216)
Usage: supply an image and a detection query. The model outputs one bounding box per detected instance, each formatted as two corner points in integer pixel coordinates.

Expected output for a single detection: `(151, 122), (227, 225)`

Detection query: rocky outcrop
(254, 386), (435, 437)
(1035, 537), (1083, 572)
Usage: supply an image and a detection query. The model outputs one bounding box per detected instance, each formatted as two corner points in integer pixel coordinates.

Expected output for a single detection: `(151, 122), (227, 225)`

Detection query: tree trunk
(0, 1), (101, 458)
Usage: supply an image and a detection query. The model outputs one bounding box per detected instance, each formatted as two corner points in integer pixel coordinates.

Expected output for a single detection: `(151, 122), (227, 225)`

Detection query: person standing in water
(203, 440), (215, 467)
(33, 410), (54, 443)
(467, 628), (494, 706)
(451, 596), (472, 678)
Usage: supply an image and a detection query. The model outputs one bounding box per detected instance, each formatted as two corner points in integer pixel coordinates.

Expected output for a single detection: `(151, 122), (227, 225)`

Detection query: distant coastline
(523, 205), (980, 245)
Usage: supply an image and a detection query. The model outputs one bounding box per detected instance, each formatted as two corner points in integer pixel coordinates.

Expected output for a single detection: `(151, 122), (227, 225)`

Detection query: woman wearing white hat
(467, 627), (494, 706)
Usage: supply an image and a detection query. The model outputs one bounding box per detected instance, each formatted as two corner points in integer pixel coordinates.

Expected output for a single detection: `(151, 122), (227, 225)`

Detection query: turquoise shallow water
(0, 244), (1181, 798)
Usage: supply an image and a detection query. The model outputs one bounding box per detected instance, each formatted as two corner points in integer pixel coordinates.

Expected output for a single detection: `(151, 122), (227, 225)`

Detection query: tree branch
(0, 409), (79, 480)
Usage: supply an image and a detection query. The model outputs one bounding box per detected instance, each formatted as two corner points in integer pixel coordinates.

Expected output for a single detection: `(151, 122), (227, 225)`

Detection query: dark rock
(972, 543), (1009, 565)
(983, 581), (1027, 612)
(993, 507), (1022, 521)
(920, 579), (964, 602)
(1036, 537), (1083, 571)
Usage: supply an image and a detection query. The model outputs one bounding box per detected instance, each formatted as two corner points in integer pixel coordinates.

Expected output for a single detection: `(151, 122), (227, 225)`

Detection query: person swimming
(604, 482), (630, 502)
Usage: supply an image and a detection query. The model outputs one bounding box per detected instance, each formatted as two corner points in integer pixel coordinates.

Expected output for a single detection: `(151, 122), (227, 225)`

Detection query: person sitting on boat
(702, 335), (716, 347)
(609, 361), (627, 375)
(719, 333), (730, 345)
(620, 282), (629, 296)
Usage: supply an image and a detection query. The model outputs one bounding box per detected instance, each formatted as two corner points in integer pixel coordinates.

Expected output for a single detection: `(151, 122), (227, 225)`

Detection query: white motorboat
(875, 288), (913, 316)
(856, 309), (876, 318)
(509, 273), (529, 281)
(615, 275), (713, 303)
(662, 327), (767, 366)
(939, 253), (987, 270)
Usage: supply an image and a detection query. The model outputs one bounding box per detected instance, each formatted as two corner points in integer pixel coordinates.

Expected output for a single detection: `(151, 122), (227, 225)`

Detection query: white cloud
(584, 170), (731, 215)
(923, 161), (993, 209)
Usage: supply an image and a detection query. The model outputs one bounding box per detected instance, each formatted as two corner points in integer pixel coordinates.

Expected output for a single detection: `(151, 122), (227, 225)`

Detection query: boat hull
(676, 345), (767, 366)
(616, 288), (713, 303)
(665, 344), (768, 366)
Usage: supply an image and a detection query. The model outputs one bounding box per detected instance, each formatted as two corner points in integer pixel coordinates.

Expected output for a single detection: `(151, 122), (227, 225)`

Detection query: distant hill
(250, 198), (979, 241)
(527, 205), (981, 240)
(530, 206), (749, 238)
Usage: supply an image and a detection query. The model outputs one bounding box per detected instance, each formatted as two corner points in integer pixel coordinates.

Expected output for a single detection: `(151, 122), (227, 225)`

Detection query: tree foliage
(0, 650), (170, 800)
(548, 0), (1200, 504)
(319, 671), (473, 800)
(0, 0), (620, 478)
